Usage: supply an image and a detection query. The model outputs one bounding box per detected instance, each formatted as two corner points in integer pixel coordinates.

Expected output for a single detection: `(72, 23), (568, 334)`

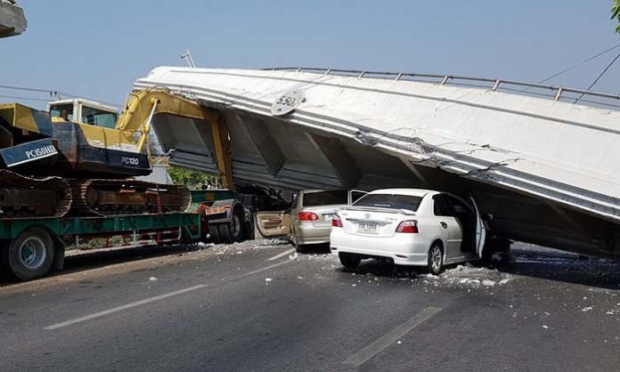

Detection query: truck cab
(48, 98), (118, 129)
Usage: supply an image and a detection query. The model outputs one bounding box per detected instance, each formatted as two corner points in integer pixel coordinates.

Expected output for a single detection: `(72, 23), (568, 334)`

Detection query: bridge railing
(268, 67), (620, 109)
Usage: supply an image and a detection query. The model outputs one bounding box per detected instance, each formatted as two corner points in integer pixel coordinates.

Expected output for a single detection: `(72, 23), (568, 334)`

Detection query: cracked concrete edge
(0, 1), (27, 38)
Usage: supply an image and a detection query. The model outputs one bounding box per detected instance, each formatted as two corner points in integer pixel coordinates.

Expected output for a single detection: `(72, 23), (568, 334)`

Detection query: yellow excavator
(0, 87), (220, 219)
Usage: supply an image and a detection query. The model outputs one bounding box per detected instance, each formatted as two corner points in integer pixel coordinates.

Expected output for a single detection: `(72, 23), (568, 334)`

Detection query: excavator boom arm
(116, 88), (216, 132)
(115, 88), (233, 188)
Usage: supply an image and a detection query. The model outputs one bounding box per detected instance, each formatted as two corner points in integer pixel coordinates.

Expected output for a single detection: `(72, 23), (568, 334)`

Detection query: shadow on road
(62, 244), (207, 272)
(333, 247), (620, 290)
(0, 244), (208, 286)
(295, 243), (331, 255)
(493, 248), (620, 290)
(341, 259), (425, 279)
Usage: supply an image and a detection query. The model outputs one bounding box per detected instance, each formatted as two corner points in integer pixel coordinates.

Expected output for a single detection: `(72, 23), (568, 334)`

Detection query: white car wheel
(427, 243), (444, 275)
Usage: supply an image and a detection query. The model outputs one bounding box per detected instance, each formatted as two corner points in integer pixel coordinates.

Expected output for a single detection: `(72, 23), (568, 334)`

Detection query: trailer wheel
(218, 208), (244, 244)
(208, 225), (222, 244)
(1, 227), (54, 281)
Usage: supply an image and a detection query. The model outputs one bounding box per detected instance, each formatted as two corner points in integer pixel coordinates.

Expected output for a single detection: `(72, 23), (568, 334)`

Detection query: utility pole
(180, 49), (197, 68)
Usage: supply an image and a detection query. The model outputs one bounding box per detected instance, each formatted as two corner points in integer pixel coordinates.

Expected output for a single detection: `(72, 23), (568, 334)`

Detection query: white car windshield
(353, 193), (422, 211)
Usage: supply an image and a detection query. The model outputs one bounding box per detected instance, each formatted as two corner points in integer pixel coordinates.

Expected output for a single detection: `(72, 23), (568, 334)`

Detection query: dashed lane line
(45, 259), (295, 330)
(45, 284), (207, 330)
(343, 307), (443, 366)
(231, 259), (292, 281)
(267, 248), (296, 262)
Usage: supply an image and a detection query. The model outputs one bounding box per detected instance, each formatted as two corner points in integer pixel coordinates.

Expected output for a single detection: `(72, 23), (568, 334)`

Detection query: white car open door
(469, 196), (487, 258)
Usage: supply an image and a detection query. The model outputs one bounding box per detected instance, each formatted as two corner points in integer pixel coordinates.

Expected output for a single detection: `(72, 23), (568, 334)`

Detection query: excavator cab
(48, 99), (118, 129)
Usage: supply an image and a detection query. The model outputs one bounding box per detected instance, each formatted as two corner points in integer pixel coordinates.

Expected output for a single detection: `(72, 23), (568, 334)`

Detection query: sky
(2, 0), (620, 109)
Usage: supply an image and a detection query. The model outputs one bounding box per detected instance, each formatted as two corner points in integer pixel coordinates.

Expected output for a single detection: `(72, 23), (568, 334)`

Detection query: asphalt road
(1, 240), (619, 372)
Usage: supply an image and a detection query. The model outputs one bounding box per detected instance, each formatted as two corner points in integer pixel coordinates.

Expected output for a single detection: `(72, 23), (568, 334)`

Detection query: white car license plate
(358, 222), (378, 234)
(322, 213), (334, 221)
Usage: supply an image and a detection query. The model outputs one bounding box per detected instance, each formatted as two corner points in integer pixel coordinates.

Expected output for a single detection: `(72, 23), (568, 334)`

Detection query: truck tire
(218, 208), (244, 244)
(1, 227), (54, 281)
(209, 225), (222, 244)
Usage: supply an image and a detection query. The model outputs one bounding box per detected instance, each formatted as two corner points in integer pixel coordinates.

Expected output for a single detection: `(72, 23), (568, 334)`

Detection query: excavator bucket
(0, 103), (54, 136)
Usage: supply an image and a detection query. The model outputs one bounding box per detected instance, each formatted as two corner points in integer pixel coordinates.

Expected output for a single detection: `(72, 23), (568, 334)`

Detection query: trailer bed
(0, 212), (202, 281)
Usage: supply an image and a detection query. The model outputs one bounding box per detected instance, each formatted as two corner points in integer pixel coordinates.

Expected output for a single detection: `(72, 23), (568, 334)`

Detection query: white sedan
(330, 189), (487, 274)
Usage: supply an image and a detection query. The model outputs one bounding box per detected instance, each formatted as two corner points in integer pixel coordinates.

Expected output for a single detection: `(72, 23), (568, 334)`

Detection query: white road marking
(267, 248), (295, 262)
(232, 259), (293, 281)
(46, 258), (295, 330)
(343, 307), (443, 366)
(45, 284), (207, 330)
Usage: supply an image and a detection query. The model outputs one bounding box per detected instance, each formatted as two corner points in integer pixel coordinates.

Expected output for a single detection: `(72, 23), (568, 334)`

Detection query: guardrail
(268, 67), (620, 109)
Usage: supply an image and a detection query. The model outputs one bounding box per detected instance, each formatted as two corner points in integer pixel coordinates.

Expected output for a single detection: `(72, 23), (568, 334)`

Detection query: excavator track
(69, 179), (191, 217)
(0, 170), (72, 220)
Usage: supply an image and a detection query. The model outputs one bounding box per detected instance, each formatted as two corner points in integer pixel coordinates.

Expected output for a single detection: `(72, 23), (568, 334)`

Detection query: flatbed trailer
(0, 188), (290, 282)
(0, 212), (202, 281)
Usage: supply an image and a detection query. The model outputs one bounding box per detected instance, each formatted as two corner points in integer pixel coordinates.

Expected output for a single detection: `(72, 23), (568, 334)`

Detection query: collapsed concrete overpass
(134, 66), (620, 260)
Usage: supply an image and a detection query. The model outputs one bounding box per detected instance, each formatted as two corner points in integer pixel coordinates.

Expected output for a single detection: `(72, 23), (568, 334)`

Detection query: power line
(0, 84), (89, 101)
(574, 51), (620, 103)
(0, 84), (121, 108)
(48, 91), (121, 107)
(0, 84), (58, 96)
(538, 43), (620, 84)
(585, 52), (620, 90)
(0, 94), (52, 102)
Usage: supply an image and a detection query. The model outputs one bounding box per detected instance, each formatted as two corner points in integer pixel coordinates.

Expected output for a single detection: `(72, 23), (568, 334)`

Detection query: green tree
(613, 0), (620, 33)
(168, 166), (217, 188)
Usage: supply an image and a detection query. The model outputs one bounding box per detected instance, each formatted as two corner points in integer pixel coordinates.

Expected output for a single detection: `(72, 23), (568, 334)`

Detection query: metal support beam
(307, 133), (361, 188)
(236, 115), (285, 176)
(210, 113), (233, 189)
